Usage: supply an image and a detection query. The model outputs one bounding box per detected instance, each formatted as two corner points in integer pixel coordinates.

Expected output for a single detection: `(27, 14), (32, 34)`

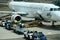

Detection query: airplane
(0, 0), (60, 26)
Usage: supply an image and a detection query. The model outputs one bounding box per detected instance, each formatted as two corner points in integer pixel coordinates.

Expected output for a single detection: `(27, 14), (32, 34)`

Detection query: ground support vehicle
(23, 20), (43, 27)
(5, 20), (12, 30)
(33, 32), (47, 40)
(1, 20), (6, 27)
(11, 23), (28, 34)
(24, 31), (47, 40)
(24, 31), (33, 40)
(1, 19), (28, 34)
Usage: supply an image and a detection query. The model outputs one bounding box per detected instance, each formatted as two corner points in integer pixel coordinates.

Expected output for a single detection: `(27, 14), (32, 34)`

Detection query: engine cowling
(11, 15), (21, 21)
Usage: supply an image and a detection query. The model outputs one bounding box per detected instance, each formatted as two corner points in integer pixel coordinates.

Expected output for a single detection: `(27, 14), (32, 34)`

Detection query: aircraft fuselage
(9, 1), (60, 21)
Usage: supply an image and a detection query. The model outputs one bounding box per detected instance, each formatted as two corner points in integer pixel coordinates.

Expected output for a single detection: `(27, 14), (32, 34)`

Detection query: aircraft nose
(53, 12), (60, 21)
(57, 13), (60, 17)
(56, 13), (60, 20)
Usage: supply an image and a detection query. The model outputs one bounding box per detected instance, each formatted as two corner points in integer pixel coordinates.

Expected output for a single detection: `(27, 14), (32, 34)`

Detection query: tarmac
(0, 23), (60, 40)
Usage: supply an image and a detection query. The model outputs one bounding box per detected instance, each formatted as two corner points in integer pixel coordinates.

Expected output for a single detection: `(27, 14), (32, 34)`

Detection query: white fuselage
(8, 1), (60, 21)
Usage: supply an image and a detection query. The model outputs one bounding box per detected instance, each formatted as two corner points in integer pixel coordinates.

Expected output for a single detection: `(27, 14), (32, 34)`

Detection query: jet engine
(11, 14), (21, 21)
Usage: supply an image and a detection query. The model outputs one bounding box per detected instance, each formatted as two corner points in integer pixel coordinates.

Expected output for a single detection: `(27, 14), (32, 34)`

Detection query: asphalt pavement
(0, 25), (60, 40)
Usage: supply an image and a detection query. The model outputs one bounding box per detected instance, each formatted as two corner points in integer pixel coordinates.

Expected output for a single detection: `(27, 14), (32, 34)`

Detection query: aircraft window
(54, 8), (60, 11)
(50, 8), (60, 11)
(50, 8), (53, 11)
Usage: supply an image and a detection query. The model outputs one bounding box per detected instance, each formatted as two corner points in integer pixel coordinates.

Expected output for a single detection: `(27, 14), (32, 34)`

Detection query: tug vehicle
(33, 31), (47, 40)
(0, 20), (6, 27)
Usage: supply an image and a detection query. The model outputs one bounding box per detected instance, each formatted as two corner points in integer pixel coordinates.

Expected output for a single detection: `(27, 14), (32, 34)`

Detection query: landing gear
(52, 21), (56, 28)
(52, 21), (54, 26)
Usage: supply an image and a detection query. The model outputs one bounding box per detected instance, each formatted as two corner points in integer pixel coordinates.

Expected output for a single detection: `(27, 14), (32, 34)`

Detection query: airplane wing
(0, 11), (28, 15)
(0, 11), (28, 19)
(0, 3), (8, 5)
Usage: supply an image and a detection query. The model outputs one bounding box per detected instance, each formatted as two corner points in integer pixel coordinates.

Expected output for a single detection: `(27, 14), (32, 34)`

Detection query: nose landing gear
(52, 21), (56, 28)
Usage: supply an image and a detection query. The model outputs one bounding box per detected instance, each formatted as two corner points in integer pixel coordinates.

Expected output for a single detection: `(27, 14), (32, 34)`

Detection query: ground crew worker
(13, 20), (23, 28)
(13, 20), (18, 24)
(18, 21), (22, 28)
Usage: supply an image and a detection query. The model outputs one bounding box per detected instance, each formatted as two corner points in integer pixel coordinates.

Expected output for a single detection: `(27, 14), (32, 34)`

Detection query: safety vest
(19, 23), (22, 25)
(13, 20), (22, 25)
(13, 20), (17, 23)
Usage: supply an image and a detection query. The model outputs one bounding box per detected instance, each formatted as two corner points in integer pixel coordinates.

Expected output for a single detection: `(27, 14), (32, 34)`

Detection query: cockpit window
(50, 8), (53, 11)
(14, 0), (23, 1)
(50, 8), (60, 11)
(54, 8), (60, 11)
